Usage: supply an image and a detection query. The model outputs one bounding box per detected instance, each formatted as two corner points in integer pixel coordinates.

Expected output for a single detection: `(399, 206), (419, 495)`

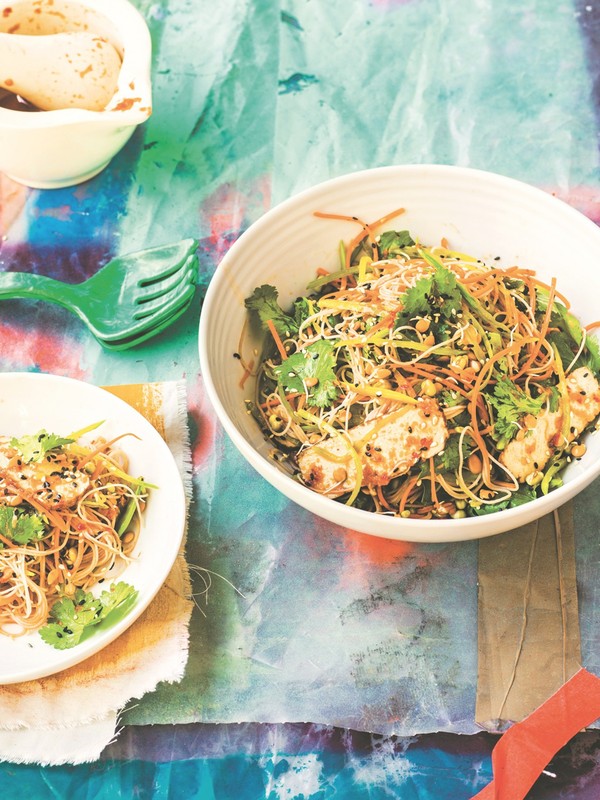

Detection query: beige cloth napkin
(0, 381), (194, 765)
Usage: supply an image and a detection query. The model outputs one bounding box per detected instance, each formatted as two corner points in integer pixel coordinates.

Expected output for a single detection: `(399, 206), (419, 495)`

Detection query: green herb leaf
(377, 230), (415, 258)
(469, 484), (537, 516)
(39, 582), (138, 650)
(293, 296), (313, 329)
(97, 582), (138, 619)
(539, 296), (600, 376)
(397, 255), (462, 323)
(487, 377), (546, 443)
(244, 285), (298, 337)
(39, 623), (82, 650)
(274, 340), (339, 408)
(0, 507), (45, 546)
(433, 435), (475, 472)
(9, 430), (74, 464)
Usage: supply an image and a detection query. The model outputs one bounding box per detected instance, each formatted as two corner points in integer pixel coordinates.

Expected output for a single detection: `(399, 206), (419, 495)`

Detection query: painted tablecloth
(2, 0), (600, 796)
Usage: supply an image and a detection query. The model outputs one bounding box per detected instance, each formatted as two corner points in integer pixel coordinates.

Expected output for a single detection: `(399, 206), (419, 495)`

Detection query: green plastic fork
(0, 239), (199, 349)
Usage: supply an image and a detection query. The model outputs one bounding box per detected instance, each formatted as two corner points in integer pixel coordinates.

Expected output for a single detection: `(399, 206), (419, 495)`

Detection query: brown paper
(476, 503), (581, 727)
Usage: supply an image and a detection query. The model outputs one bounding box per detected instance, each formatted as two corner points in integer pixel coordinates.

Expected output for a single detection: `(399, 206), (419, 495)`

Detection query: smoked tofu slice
(297, 398), (448, 497)
(499, 366), (600, 481)
(0, 436), (90, 510)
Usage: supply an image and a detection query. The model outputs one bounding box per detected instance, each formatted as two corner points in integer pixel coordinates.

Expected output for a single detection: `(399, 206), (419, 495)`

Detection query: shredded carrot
(266, 319), (288, 361)
(239, 360), (254, 389)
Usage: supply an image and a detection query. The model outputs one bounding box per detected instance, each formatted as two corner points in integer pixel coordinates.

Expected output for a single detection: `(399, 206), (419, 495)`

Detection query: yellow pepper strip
(429, 246), (478, 263)
(318, 298), (367, 313)
(357, 256), (372, 284)
(68, 420), (105, 440)
(340, 381), (418, 405)
(295, 408), (363, 506)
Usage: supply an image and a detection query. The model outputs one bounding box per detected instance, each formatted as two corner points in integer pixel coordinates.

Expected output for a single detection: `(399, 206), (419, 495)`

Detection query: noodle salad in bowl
(242, 211), (600, 521)
(0, 373), (186, 684)
(0, 423), (151, 647)
(199, 164), (600, 542)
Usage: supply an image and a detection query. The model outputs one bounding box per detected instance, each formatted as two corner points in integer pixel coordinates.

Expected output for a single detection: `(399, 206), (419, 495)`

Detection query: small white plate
(0, 372), (187, 684)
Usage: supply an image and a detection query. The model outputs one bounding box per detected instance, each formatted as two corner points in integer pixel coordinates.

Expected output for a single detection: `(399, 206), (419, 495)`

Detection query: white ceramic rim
(199, 164), (600, 543)
(0, 0), (152, 128)
(0, 371), (187, 683)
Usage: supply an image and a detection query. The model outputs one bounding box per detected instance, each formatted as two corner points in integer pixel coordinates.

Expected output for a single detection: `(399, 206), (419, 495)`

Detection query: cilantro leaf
(97, 582), (138, 619)
(274, 340), (339, 408)
(39, 582), (138, 650)
(396, 257), (462, 323)
(538, 297), (600, 376)
(245, 285), (299, 338)
(487, 377), (546, 443)
(293, 296), (312, 329)
(0, 507), (46, 546)
(585, 333), (600, 374)
(377, 230), (415, 258)
(39, 623), (82, 650)
(433, 435), (475, 472)
(10, 430), (74, 464)
(397, 275), (432, 320)
(469, 484), (537, 516)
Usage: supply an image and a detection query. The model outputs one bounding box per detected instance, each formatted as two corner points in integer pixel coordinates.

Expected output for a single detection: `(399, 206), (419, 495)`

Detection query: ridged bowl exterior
(199, 164), (600, 542)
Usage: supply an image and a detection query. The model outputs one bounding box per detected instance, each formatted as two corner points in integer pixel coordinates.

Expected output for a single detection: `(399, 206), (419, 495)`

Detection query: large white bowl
(199, 164), (600, 543)
(0, 0), (152, 188)
(0, 372), (186, 683)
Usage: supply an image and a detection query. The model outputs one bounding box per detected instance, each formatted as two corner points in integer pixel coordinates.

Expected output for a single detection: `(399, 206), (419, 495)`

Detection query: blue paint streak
(278, 73), (319, 95)
(281, 11), (304, 31)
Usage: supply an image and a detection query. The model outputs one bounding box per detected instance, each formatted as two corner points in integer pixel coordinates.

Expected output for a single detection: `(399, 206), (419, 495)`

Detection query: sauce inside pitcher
(0, 90), (40, 112)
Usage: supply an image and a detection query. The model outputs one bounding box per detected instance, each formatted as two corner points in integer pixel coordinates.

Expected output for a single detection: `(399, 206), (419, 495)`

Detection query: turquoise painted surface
(1, 0), (600, 794)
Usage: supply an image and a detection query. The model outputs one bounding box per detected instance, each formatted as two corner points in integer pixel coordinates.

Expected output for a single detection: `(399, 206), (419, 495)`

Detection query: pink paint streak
(33, 204), (74, 223)
(200, 176), (272, 262)
(188, 372), (218, 471)
(0, 323), (88, 379)
(547, 184), (600, 226)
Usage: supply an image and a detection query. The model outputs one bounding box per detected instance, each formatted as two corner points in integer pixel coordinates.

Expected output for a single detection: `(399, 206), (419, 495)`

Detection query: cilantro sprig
(396, 252), (462, 324)
(487, 377), (547, 443)
(244, 285), (310, 338)
(39, 582), (138, 650)
(0, 507), (46, 546)
(540, 297), (600, 376)
(274, 339), (339, 408)
(10, 430), (74, 464)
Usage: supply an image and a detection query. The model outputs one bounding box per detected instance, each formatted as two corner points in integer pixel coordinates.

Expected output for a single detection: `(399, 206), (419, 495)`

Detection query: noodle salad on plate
(0, 423), (151, 648)
(242, 208), (600, 521)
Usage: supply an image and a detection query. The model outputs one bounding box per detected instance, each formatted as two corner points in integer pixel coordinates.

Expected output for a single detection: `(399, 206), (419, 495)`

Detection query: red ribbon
(471, 667), (600, 799)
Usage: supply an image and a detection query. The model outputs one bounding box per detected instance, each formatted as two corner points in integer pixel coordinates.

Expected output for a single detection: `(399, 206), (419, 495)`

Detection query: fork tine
(133, 281), (196, 322)
(134, 260), (197, 316)
(136, 240), (199, 286)
(97, 294), (196, 350)
(135, 255), (198, 305)
(99, 282), (198, 341)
